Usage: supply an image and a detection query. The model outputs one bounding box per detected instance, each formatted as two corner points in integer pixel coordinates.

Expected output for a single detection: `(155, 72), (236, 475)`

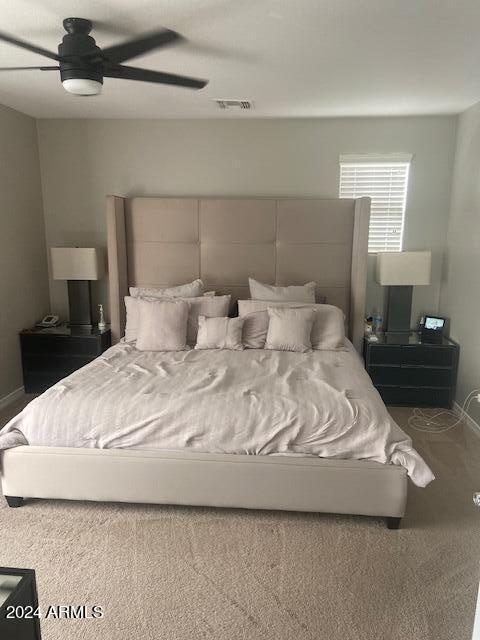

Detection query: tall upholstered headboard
(107, 196), (370, 351)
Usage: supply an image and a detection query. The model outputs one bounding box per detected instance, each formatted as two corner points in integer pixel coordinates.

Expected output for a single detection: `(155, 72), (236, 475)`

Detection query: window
(339, 154), (411, 253)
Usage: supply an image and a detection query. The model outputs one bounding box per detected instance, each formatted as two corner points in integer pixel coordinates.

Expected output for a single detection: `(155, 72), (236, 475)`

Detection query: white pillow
(248, 278), (316, 303)
(135, 299), (189, 351)
(124, 295), (155, 342)
(265, 307), (315, 353)
(238, 300), (345, 350)
(124, 294), (230, 344)
(195, 316), (245, 350)
(130, 279), (204, 299)
(185, 295), (231, 345)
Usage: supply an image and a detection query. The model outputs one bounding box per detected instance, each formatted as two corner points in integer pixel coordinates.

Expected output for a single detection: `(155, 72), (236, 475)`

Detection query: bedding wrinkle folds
(0, 341), (434, 487)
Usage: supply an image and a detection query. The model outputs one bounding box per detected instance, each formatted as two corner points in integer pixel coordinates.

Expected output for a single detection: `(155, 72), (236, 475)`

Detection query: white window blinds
(339, 155), (411, 253)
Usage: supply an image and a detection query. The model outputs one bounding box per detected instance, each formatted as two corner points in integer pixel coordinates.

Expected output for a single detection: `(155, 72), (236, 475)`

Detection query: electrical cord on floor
(407, 390), (480, 433)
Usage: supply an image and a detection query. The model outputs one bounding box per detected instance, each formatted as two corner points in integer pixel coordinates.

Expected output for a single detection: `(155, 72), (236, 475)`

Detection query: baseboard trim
(0, 386), (25, 411)
(454, 401), (480, 435)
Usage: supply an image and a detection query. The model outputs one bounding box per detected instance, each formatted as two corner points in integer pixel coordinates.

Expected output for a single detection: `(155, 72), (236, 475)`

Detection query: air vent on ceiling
(214, 99), (253, 110)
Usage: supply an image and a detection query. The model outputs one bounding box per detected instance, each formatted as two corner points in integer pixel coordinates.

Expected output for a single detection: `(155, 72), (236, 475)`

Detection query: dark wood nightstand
(20, 325), (111, 393)
(364, 332), (459, 408)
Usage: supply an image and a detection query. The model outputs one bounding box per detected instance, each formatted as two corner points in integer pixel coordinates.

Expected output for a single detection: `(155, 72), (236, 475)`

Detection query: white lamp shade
(375, 251), (431, 286)
(50, 248), (105, 281)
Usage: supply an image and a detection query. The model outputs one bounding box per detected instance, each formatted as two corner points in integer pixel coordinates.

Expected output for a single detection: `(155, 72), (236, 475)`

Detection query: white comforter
(0, 341), (434, 487)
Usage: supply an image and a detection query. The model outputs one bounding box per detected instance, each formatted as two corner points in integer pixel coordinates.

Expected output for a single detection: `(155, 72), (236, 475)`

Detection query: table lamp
(375, 251), (431, 333)
(50, 247), (105, 326)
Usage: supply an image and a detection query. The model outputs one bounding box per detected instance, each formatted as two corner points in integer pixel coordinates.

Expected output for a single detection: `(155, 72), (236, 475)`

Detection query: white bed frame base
(1, 447), (406, 523)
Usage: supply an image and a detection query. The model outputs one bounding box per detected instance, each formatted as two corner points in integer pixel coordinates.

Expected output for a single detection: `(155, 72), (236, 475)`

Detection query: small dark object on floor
(386, 516), (401, 530)
(5, 496), (24, 508)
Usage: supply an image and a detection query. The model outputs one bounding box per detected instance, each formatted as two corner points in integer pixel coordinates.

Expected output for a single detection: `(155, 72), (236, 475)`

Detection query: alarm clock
(420, 315), (445, 344)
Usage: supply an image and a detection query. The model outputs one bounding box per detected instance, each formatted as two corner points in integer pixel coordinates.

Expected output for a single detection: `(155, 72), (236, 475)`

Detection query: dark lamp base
(385, 285), (413, 333)
(67, 280), (93, 326)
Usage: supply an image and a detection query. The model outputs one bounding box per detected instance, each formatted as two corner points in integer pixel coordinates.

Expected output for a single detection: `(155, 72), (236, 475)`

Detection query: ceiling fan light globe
(62, 78), (102, 96)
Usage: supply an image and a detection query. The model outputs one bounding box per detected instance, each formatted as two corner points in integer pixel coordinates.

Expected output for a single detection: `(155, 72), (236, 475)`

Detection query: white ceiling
(0, 0), (479, 119)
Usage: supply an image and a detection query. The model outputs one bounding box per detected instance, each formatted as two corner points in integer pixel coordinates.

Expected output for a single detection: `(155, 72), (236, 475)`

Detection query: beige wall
(439, 101), (480, 423)
(36, 116), (456, 325)
(0, 104), (49, 401)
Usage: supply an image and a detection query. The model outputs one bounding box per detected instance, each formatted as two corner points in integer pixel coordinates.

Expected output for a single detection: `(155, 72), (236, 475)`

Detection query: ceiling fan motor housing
(58, 19), (103, 86)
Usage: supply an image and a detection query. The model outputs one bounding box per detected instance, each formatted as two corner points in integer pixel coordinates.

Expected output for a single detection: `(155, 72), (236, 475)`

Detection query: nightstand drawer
(377, 386), (451, 408)
(401, 345), (454, 367)
(23, 354), (94, 374)
(368, 346), (402, 365)
(21, 335), (101, 357)
(22, 370), (76, 394)
(368, 365), (452, 387)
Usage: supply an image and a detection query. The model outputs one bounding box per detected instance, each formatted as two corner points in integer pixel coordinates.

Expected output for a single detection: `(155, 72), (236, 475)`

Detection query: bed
(0, 196), (432, 528)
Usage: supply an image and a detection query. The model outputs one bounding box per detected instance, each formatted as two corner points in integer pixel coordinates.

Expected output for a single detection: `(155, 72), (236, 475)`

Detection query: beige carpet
(1, 398), (480, 640)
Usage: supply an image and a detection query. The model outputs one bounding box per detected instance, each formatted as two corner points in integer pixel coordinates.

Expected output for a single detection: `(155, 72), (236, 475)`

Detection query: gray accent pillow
(265, 307), (315, 353)
(248, 278), (316, 303)
(195, 316), (245, 350)
(135, 299), (189, 351)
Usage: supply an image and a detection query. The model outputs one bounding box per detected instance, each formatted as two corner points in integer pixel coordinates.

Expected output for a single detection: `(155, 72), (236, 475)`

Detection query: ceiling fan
(0, 17), (208, 96)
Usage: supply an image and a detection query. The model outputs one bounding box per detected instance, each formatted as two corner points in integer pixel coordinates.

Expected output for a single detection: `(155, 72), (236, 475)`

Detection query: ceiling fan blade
(104, 64), (208, 89)
(0, 66), (59, 71)
(93, 29), (184, 64)
(0, 31), (59, 61)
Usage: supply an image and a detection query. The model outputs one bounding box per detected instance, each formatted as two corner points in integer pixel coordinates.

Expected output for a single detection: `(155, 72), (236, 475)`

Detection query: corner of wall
(0, 103), (50, 401)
